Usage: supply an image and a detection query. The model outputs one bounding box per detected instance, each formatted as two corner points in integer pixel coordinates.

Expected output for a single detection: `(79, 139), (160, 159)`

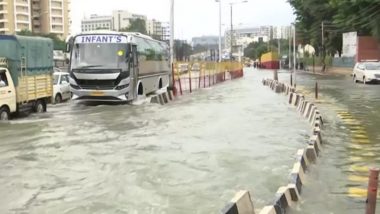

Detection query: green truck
(0, 35), (54, 120)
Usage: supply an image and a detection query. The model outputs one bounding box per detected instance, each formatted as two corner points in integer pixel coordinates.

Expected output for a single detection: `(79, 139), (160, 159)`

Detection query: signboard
(342, 32), (357, 57)
(75, 35), (128, 44)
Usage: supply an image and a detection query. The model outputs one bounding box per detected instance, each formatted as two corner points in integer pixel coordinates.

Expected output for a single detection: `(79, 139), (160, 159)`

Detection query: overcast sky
(71, 0), (295, 40)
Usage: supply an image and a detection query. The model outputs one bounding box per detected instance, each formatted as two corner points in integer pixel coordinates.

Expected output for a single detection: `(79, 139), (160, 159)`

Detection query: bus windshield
(71, 43), (128, 70)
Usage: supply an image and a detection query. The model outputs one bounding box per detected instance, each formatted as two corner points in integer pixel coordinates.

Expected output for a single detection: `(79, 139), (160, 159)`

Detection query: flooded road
(0, 69), (311, 214)
(275, 71), (380, 214)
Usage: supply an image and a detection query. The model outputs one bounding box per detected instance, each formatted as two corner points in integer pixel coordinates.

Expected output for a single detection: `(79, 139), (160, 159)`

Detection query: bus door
(130, 45), (138, 99)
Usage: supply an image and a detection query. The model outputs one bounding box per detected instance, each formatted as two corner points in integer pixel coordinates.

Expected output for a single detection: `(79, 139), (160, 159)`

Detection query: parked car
(53, 70), (71, 103)
(353, 60), (380, 84)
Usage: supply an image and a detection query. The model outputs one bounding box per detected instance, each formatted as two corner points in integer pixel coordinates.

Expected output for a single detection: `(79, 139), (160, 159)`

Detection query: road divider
(220, 78), (326, 213)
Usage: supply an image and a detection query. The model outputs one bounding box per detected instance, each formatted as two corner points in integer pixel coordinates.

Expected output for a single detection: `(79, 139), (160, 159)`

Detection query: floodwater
(0, 69), (311, 214)
(275, 71), (380, 214)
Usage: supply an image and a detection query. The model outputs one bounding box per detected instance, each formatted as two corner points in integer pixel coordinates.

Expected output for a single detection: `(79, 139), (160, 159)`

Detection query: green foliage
(17, 30), (66, 50)
(244, 41), (267, 59)
(120, 18), (147, 35)
(288, 0), (380, 57)
(244, 39), (289, 60)
(175, 40), (192, 61)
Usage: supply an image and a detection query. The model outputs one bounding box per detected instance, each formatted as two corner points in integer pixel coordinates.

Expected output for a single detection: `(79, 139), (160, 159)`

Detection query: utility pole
(170, 0), (174, 65)
(278, 38), (281, 70)
(293, 24), (296, 84)
(288, 29), (291, 69)
(218, 0), (222, 62)
(230, 3), (233, 61)
(321, 21), (326, 72)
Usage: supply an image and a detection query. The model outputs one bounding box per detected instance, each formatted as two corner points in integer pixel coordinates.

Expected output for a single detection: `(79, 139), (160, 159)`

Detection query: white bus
(66, 31), (170, 102)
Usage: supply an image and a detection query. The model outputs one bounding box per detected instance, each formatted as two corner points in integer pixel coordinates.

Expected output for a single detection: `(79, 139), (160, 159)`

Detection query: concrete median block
(305, 145), (317, 163)
(221, 190), (255, 214)
(309, 109), (318, 125)
(161, 92), (169, 104)
(274, 186), (293, 212)
(308, 106), (316, 122)
(158, 94), (165, 105)
(150, 95), (160, 104)
(296, 149), (309, 171)
(291, 162), (305, 189)
(288, 93), (294, 104)
(297, 99), (305, 112)
(309, 135), (322, 155)
(167, 90), (174, 100)
(287, 183), (301, 202)
(313, 127), (322, 144)
(259, 206), (276, 214)
(294, 94), (301, 107)
(304, 103), (314, 119)
(301, 102), (309, 115)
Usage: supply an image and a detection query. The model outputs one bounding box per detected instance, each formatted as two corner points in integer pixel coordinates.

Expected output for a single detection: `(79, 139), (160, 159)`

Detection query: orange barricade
(172, 61), (243, 96)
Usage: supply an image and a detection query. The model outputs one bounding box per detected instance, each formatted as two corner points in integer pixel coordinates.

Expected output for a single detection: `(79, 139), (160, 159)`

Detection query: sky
(71, 0), (295, 40)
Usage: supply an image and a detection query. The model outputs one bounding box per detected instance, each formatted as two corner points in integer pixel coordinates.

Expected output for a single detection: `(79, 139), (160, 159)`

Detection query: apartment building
(0, 0), (70, 39)
(112, 10), (147, 31)
(81, 14), (113, 32)
(0, 0), (32, 34)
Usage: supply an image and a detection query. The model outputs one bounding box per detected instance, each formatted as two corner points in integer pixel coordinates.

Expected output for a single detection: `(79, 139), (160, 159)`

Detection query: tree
(174, 40), (192, 61)
(288, 0), (380, 58)
(244, 41), (268, 60)
(17, 30), (66, 51)
(120, 18), (147, 35)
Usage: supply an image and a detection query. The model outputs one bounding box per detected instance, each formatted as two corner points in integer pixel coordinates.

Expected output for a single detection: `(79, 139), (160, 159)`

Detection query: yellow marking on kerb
(348, 175), (368, 182)
(349, 165), (369, 173)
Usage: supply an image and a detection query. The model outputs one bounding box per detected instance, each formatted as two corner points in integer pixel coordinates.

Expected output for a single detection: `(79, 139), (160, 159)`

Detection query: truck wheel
(34, 100), (46, 113)
(0, 107), (10, 121)
(55, 94), (62, 104)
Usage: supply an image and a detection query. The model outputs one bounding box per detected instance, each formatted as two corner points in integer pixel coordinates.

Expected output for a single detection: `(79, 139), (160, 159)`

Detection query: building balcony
(16, 11), (30, 16)
(16, 20), (30, 24)
(0, 27), (9, 31)
(0, 1), (8, 5)
(15, 1), (30, 7)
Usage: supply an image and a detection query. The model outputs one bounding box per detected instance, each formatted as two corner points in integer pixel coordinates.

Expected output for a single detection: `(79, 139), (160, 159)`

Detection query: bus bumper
(70, 87), (131, 102)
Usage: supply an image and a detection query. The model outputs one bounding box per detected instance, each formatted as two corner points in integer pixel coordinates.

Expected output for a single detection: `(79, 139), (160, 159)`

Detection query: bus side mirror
(65, 43), (71, 53)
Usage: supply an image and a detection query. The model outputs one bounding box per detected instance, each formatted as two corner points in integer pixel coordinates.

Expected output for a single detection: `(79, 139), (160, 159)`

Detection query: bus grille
(77, 79), (116, 90)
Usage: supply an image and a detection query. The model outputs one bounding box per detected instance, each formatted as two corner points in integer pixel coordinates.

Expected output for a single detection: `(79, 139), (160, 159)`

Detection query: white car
(353, 61), (380, 84)
(53, 71), (71, 103)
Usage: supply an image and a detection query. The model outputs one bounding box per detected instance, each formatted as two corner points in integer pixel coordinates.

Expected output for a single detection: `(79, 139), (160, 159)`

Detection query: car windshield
(71, 43), (128, 71)
(53, 74), (59, 85)
(365, 63), (380, 70)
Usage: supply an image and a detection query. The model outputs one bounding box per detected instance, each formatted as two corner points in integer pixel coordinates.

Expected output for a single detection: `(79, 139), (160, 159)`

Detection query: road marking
(348, 188), (380, 198)
(349, 165), (369, 173)
(348, 175), (368, 182)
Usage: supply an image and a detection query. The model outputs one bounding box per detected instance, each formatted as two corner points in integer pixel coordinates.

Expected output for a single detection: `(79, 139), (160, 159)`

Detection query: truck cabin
(0, 58), (9, 87)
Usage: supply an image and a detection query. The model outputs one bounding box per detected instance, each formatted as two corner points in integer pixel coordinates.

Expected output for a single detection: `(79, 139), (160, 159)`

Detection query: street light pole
(293, 23), (296, 84)
(230, 3), (233, 61)
(218, 0), (222, 62)
(170, 0), (174, 65)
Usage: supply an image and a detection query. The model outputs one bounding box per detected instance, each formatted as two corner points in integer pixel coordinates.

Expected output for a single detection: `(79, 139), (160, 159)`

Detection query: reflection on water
(0, 69), (310, 214)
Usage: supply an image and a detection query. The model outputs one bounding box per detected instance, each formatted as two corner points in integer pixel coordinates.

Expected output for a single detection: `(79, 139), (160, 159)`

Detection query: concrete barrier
(273, 186), (294, 212)
(258, 78), (326, 214)
(221, 190), (255, 214)
(259, 206), (276, 214)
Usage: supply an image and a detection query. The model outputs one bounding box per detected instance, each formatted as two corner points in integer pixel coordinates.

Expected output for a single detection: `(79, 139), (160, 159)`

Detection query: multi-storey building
(81, 14), (113, 32)
(0, 0), (32, 34)
(0, 0), (70, 39)
(112, 10), (147, 31)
